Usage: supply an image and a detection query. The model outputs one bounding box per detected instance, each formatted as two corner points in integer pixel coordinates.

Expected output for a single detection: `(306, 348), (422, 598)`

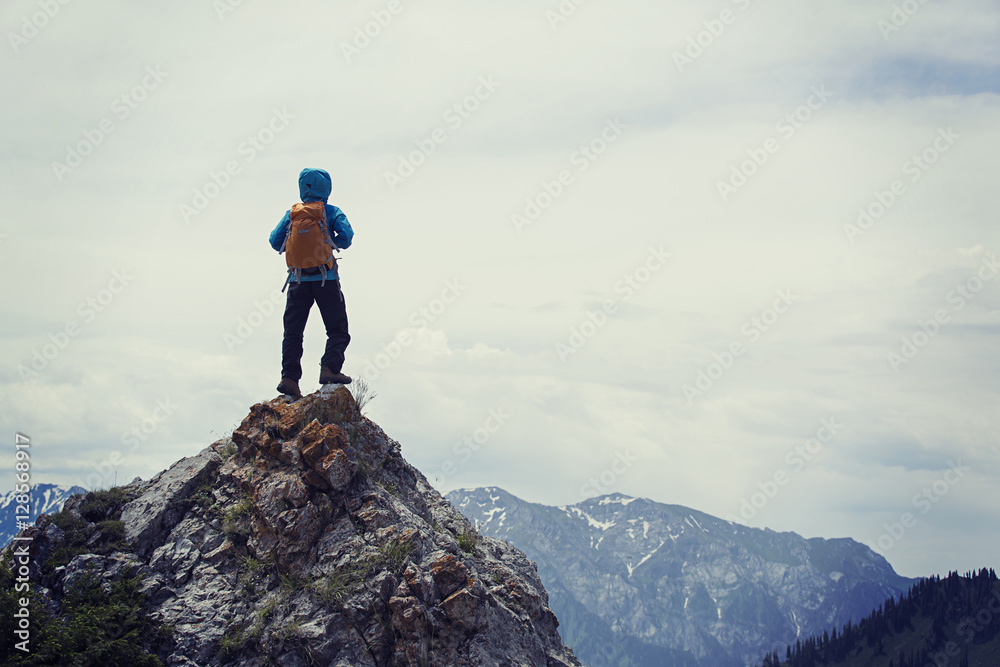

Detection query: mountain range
(0, 482), (85, 548)
(448, 486), (919, 667)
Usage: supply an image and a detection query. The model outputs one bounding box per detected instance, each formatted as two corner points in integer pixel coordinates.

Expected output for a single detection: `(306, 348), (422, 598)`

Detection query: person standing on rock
(269, 168), (354, 399)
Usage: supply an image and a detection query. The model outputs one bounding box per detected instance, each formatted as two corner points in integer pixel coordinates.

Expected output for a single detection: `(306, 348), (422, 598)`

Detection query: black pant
(281, 280), (350, 381)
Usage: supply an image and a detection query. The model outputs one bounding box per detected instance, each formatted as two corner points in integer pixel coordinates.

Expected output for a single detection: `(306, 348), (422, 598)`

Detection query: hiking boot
(277, 377), (302, 399)
(320, 366), (352, 385)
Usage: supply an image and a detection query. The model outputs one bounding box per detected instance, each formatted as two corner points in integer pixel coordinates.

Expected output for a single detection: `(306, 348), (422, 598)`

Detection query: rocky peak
(9, 388), (581, 666)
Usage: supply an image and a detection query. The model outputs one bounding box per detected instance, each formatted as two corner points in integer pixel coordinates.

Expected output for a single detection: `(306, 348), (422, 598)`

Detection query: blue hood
(298, 168), (332, 203)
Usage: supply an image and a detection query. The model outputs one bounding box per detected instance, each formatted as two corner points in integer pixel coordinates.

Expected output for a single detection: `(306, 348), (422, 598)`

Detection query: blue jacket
(269, 168), (354, 281)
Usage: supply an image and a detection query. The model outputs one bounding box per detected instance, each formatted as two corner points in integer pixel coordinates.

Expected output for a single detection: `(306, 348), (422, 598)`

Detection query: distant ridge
(0, 482), (85, 548)
(449, 486), (918, 667)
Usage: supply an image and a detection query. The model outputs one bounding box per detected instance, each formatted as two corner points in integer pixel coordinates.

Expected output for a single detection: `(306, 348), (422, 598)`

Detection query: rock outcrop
(11, 388), (581, 667)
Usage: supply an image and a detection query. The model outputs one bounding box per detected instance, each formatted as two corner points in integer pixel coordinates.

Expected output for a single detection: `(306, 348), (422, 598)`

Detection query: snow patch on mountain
(448, 487), (919, 667)
(565, 505), (616, 531)
(1, 483), (86, 548)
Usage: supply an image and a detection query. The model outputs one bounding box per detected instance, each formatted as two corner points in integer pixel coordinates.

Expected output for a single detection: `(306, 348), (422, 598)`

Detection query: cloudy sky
(2, 0), (998, 578)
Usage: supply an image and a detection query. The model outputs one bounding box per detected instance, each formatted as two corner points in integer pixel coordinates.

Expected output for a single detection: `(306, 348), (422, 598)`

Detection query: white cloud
(1, 0), (998, 578)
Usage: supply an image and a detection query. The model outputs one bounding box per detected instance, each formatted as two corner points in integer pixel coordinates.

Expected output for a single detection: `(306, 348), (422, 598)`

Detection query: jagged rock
(121, 447), (222, 555)
(429, 551), (470, 599)
(441, 587), (480, 631)
(11, 387), (581, 667)
(61, 551), (143, 593)
(402, 561), (436, 604)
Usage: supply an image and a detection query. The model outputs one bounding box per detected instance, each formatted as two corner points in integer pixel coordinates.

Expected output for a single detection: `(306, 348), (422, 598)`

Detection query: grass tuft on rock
(457, 527), (480, 555)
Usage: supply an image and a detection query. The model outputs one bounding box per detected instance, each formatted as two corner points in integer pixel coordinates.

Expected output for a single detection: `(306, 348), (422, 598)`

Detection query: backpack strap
(321, 206), (336, 264)
(279, 212), (293, 290)
(320, 205), (335, 287)
(320, 205), (335, 248)
(278, 211), (295, 254)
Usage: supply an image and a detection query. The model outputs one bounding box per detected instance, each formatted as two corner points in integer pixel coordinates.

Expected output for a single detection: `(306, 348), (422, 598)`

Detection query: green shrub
(78, 487), (133, 523)
(43, 489), (134, 576)
(0, 561), (163, 665)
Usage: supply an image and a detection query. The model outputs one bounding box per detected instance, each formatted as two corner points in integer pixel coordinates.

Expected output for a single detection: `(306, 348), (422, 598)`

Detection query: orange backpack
(280, 201), (336, 291)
